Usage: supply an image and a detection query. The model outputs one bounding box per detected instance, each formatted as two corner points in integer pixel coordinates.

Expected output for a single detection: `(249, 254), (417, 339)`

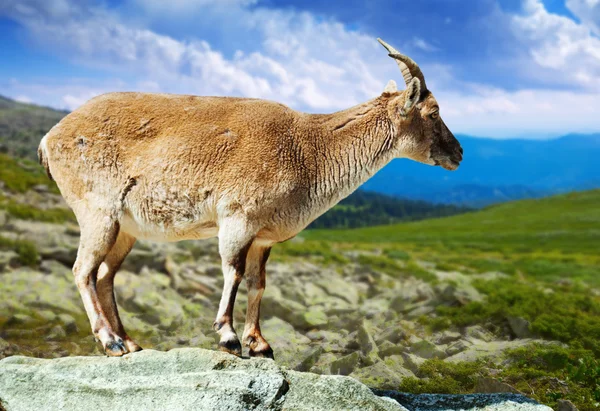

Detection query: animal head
(378, 38), (463, 171)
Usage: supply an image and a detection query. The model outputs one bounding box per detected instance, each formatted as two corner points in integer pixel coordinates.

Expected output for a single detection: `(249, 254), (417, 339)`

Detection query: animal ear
(383, 79), (397, 94)
(403, 77), (421, 112)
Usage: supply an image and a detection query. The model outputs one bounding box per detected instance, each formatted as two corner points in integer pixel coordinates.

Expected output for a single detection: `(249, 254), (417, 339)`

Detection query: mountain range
(363, 134), (600, 206)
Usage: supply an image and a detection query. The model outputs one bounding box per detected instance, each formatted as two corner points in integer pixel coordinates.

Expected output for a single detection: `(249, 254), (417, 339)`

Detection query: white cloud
(512, 0), (600, 90)
(566, 0), (600, 35)
(438, 86), (600, 137)
(14, 95), (32, 104)
(1, 0), (391, 112)
(412, 37), (439, 52)
(1, 0), (600, 138)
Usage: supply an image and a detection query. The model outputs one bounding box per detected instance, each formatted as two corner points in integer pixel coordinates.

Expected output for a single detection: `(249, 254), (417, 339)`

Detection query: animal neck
(309, 96), (400, 204)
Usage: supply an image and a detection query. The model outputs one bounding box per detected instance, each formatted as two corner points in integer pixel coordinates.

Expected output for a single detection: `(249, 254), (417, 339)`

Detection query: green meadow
(301, 189), (600, 284)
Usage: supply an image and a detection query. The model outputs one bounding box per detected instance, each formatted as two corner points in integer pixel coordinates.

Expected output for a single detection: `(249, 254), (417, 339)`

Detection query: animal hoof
(104, 339), (129, 357)
(125, 338), (143, 353)
(218, 339), (242, 357)
(249, 346), (274, 360)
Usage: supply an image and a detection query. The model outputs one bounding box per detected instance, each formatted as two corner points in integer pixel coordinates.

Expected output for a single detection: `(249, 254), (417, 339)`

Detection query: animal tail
(37, 134), (54, 181)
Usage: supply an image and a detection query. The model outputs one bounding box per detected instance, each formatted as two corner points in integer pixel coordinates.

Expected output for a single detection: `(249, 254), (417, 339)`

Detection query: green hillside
(298, 190), (600, 284)
(304, 189), (600, 252)
(0, 95), (67, 159)
(309, 190), (470, 229)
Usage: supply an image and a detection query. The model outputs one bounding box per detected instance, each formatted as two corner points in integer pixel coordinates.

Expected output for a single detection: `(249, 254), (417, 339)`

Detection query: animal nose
(454, 146), (463, 162)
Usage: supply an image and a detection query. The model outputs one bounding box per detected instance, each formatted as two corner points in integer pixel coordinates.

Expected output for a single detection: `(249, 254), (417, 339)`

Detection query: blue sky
(0, 0), (599, 138)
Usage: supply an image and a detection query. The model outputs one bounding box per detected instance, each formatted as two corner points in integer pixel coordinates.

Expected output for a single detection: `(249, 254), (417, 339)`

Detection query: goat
(38, 38), (463, 358)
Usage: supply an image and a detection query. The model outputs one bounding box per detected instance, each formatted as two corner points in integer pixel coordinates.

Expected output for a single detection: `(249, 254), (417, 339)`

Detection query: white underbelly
(119, 212), (218, 242)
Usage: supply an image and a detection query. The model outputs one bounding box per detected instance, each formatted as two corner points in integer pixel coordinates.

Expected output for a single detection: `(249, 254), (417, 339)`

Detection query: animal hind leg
(96, 230), (142, 353)
(213, 217), (257, 356)
(242, 244), (273, 359)
(72, 212), (129, 356)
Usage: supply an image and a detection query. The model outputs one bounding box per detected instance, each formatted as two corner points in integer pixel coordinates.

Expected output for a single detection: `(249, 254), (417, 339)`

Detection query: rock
(434, 330), (462, 345)
(302, 308), (328, 327)
(309, 352), (338, 375)
(401, 353), (426, 373)
(0, 338), (10, 354)
(378, 341), (405, 358)
(122, 248), (166, 273)
(330, 351), (362, 375)
(410, 339), (446, 360)
(434, 282), (483, 306)
(389, 281), (434, 312)
(475, 377), (522, 394)
(0, 348), (405, 411)
(57, 313), (78, 334)
(6, 314), (35, 327)
(465, 325), (495, 342)
(39, 247), (77, 266)
(507, 316), (533, 339)
(0, 251), (19, 271)
(292, 346), (324, 372)
(260, 317), (311, 367)
(261, 290), (308, 329)
(46, 325), (67, 340)
(304, 329), (350, 353)
(383, 355), (415, 378)
(350, 361), (405, 390)
(556, 399), (578, 411)
(315, 275), (360, 306)
(357, 322), (380, 364)
(36, 310), (56, 322)
(376, 391), (553, 411)
(446, 339), (472, 356)
(447, 340), (560, 363)
(376, 324), (407, 345)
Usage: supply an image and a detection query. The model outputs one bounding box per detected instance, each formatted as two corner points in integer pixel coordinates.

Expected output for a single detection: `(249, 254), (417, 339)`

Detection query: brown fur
(38, 42), (462, 358)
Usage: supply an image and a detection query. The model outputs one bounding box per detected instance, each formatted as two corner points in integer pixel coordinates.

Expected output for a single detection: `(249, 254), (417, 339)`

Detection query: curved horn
(377, 38), (427, 92)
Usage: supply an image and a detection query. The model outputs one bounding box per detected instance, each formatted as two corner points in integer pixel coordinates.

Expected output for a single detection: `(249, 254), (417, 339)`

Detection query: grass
(0, 199), (75, 224)
(301, 190), (600, 286)
(303, 190), (600, 253)
(399, 344), (600, 409)
(0, 154), (58, 194)
(0, 235), (38, 266)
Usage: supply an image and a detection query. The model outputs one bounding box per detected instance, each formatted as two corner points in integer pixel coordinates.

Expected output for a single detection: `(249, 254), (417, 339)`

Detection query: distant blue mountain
(362, 134), (600, 207)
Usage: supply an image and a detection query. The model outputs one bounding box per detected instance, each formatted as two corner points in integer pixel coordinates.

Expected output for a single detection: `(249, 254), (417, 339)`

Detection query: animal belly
(120, 211), (218, 242)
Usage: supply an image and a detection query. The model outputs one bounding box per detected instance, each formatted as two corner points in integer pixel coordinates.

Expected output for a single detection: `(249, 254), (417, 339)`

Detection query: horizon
(2, 92), (600, 142)
(1, 0), (600, 139)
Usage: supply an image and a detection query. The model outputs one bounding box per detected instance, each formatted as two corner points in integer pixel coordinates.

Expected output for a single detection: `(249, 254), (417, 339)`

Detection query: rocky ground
(0, 348), (553, 411)
(0, 184), (578, 410)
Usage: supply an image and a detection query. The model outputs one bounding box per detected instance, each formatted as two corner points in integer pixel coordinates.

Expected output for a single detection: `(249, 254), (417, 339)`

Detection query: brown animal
(38, 38), (462, 358)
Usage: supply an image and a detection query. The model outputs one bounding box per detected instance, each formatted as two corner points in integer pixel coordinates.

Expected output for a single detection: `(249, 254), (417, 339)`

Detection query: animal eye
(430, 111), (439, 119)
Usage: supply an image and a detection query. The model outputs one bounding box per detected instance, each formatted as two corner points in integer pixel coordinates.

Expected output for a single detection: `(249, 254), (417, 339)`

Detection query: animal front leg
(213, 217), (256, 356)
(243, 245), (273, 359)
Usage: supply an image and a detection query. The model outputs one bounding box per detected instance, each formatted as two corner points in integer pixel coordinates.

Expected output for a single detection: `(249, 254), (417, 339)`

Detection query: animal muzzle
(433, 145), (463, 171)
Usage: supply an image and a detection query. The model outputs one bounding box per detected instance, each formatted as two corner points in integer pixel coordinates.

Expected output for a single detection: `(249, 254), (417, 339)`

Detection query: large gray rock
(0, 349), (553, 411)
(0, 348), (404, 411)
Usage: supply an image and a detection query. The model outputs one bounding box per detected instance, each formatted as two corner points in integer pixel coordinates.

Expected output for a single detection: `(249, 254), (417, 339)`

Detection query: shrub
(1, 200), (75, 223)
(0, 235), (38, 266)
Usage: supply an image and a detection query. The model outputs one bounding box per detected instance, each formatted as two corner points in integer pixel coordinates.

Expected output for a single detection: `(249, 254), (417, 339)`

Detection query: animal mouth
(434, 157), (460, 171)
